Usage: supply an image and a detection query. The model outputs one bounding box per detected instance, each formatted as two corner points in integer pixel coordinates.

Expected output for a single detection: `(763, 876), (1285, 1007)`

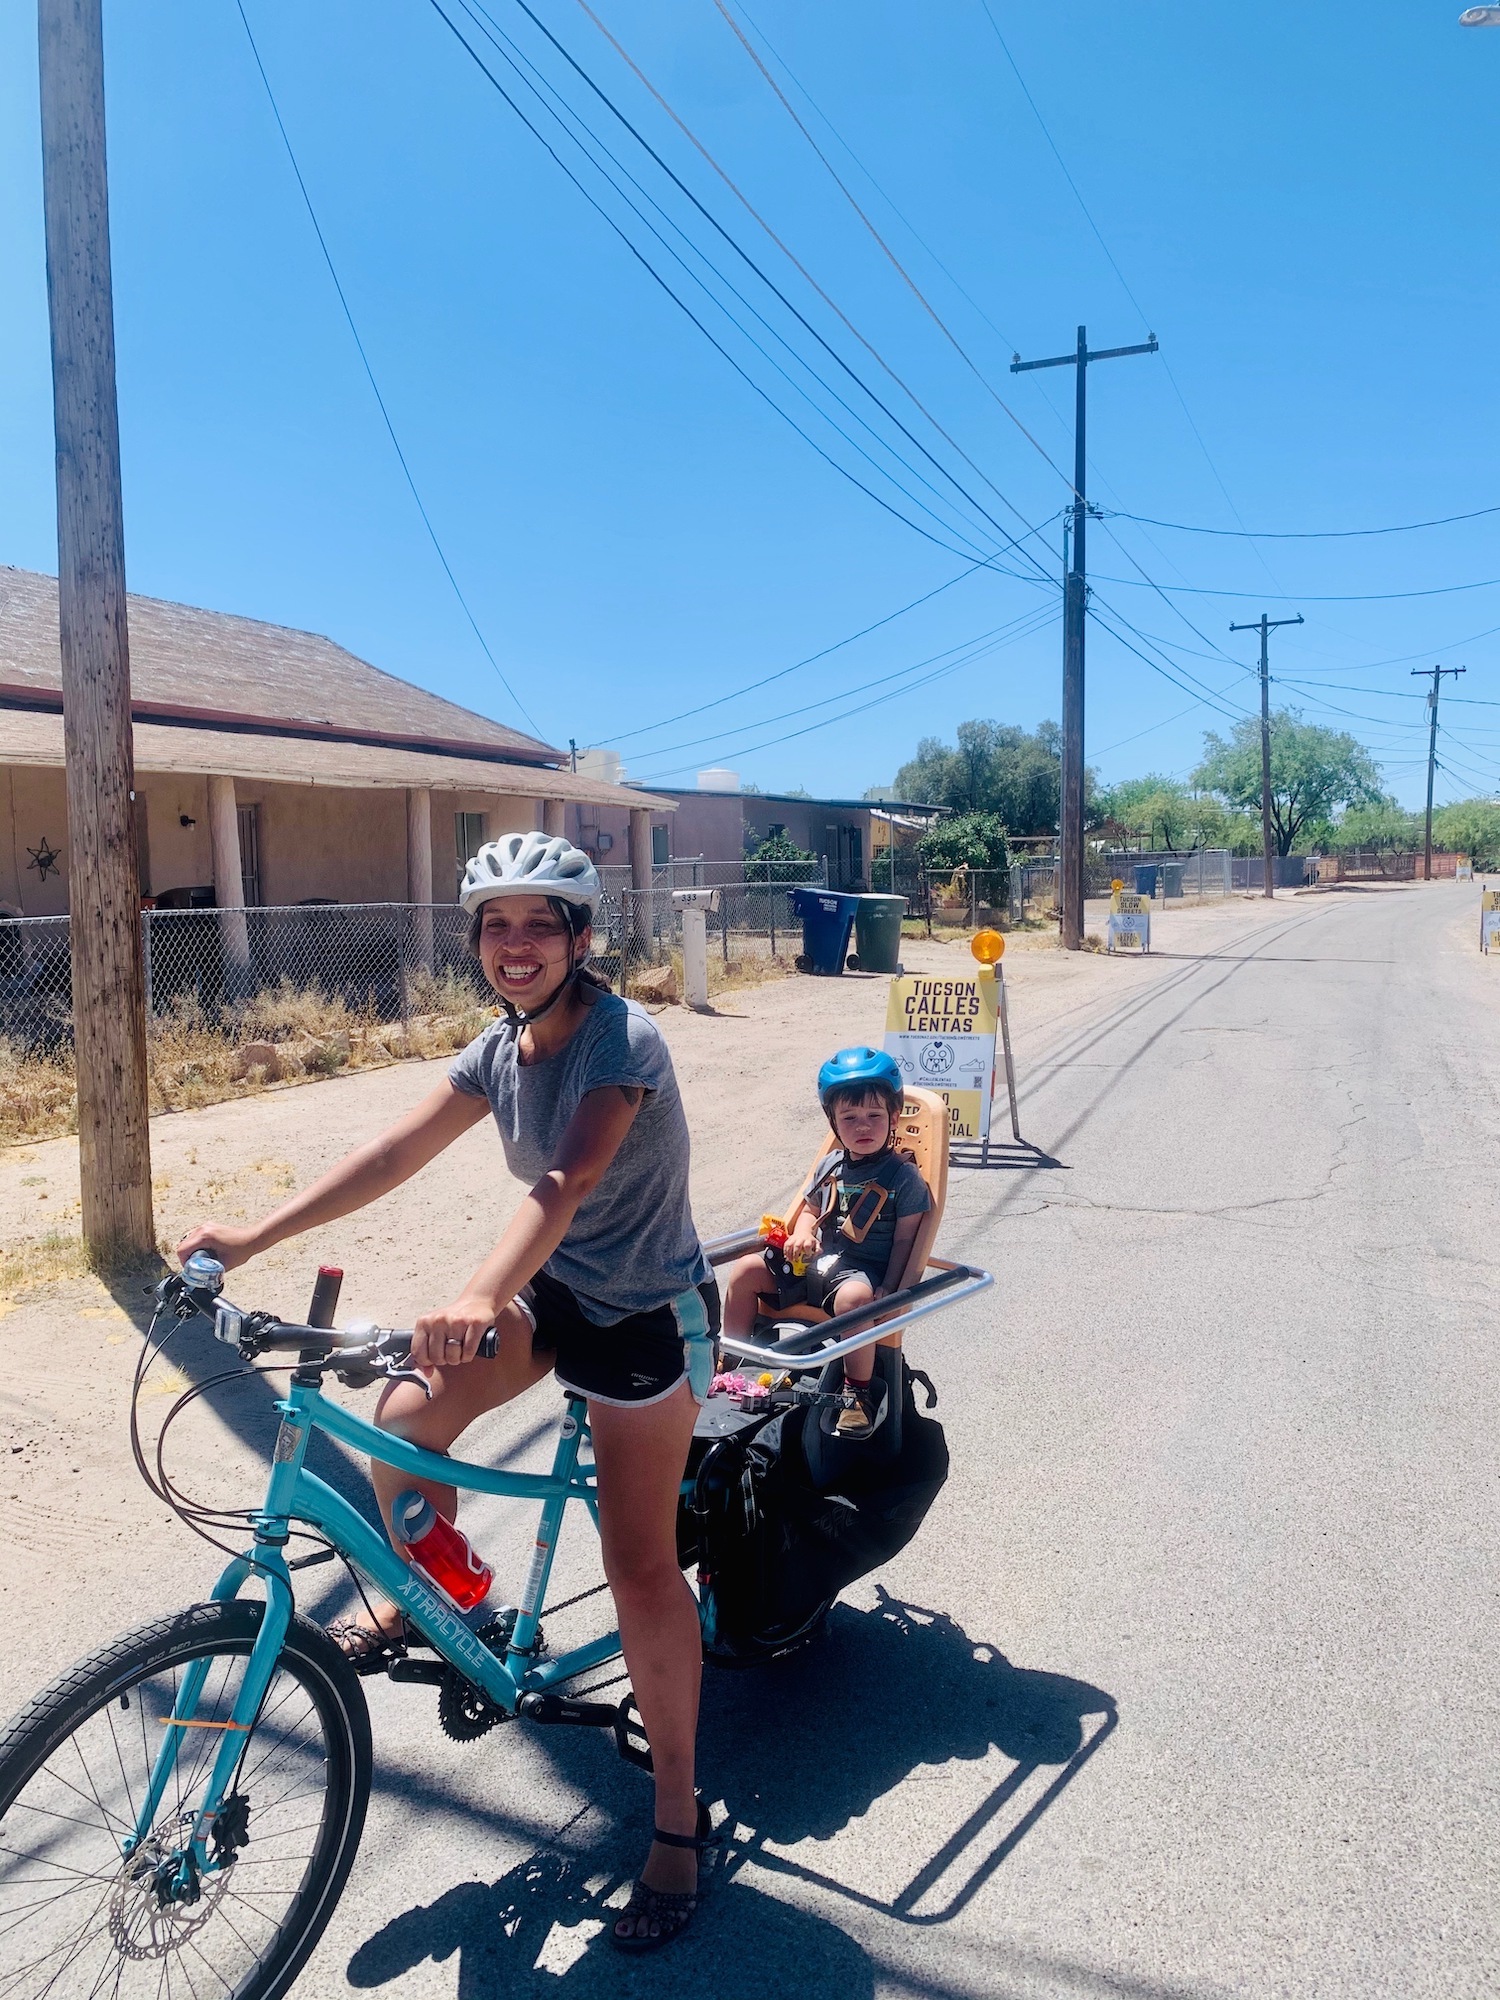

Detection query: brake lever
(377, 1364), (433, 1399)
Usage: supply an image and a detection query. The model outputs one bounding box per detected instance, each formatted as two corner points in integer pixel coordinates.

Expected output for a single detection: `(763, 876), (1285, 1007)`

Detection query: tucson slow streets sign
(884, 971), (999, 1142)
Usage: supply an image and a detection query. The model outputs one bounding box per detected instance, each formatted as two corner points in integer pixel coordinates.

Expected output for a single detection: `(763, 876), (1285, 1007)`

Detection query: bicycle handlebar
(159, 1271), (497, 1374)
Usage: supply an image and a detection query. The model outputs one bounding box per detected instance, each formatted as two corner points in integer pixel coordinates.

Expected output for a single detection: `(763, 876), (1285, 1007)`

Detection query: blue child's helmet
(817, 1045), (903, 1110)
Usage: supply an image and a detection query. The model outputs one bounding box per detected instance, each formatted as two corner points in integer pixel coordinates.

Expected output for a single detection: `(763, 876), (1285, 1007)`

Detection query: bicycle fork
(124, 1403), (305, 1894)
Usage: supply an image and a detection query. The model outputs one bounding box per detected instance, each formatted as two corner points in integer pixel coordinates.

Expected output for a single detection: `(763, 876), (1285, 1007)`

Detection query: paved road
(229, 885), (1500, 1996)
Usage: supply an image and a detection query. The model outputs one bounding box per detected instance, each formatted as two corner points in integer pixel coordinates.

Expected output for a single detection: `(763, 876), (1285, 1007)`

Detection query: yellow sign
(1484, 890), (1500, 911)
(884, 968), (1000, 1141)
(1112, 892), (1149, 915)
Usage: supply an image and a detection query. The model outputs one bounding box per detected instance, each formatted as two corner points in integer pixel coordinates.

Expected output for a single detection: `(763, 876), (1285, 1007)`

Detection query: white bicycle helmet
(460, 831), (601, 919)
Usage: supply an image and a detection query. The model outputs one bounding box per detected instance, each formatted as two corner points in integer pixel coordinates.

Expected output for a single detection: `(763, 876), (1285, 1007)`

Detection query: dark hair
(822, 1077), (901, 1129)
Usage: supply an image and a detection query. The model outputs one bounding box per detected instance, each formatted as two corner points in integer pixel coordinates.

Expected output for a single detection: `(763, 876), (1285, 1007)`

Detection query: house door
(237, 805), (262, 906)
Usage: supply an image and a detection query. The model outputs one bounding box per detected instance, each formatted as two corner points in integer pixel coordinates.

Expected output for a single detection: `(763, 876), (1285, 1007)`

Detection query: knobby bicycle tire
(0, 1599), (371, 2000)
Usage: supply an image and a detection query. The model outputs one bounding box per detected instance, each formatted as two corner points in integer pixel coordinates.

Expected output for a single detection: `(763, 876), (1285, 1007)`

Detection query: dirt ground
(0, 893), (1312, 1709)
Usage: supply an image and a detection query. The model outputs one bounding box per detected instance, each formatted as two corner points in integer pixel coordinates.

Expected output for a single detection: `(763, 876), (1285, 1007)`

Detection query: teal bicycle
(0, 1241), (990, 1999)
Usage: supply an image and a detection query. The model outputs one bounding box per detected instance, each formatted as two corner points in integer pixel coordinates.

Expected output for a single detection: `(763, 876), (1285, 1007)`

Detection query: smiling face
(475, 895), (590, 1011)
(830, 1088), (896, 1159)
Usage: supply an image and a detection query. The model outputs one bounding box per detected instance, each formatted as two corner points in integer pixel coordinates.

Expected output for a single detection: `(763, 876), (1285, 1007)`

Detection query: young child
(722, 1046), (932, 1437)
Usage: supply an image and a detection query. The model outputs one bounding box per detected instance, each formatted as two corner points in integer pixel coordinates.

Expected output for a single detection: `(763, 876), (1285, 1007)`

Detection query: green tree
(1095, 775), (1246, 851)
(895, 720), (1064, 836)
(1432, 796), (1500, 867)
(916, 811), (1010, 898)
(1193, 712), (1382, 855)
(744, 827), (818, 882)
(1326, 799), (1421, 855)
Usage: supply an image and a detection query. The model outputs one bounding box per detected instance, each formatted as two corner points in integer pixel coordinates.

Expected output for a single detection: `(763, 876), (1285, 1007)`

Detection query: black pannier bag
(685, 1347), (948, 1665)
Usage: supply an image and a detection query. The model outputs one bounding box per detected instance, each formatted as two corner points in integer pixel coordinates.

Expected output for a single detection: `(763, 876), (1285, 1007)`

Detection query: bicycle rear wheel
(0, 1599), (371, 2000)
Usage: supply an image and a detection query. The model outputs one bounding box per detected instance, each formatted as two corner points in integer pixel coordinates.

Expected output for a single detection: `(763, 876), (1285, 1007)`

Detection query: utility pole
(38, 0), (153, 1262)
(569, 738), (578, 773)
(1413, 664), (1465, 879)
(1012, 325), (1157, 948)
(1230, 612), (1303, 899)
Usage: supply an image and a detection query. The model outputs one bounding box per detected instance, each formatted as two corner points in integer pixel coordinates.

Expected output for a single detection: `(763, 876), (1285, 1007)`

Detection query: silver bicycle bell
(181, 1250), (226, 1297)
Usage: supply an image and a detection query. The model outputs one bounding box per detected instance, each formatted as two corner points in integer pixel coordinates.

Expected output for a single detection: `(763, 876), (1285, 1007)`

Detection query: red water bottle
(391, 1491), (493, 1612)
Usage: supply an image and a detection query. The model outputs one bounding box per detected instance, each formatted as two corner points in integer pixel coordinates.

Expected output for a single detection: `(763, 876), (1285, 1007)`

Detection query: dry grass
(0, 1230), (95, 1298)
(0, 1041), (78, 1145)
(0, 977), (498, 1149)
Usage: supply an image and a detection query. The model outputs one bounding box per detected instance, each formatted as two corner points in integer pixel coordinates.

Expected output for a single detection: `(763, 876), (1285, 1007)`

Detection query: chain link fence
(1100, 849), (1234, 900)
(0, 887), (823, 1142)
(603, 880), (823, 984)
(0, 903), (499, 1145)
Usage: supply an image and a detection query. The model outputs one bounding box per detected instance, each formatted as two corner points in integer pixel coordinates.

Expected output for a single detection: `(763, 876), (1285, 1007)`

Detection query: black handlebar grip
(478, 1327), (499, 1361)
(307, 1266), (344, 1330)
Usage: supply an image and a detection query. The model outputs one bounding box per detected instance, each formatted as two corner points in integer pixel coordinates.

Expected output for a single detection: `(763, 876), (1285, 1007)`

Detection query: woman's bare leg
(589, 1381), (703, 1917)
(351, 1303), (552, 1637)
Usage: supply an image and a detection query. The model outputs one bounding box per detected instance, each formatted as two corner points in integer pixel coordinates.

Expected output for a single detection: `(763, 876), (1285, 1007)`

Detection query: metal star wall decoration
(26, 836), (61, 882)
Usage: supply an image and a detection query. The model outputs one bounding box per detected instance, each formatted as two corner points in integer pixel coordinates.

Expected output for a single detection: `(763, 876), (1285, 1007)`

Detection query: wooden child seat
(765, 1087), (950, 1334)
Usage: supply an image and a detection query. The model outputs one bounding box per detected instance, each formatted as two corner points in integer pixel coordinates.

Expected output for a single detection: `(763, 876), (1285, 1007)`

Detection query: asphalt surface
(315, 883), (1498, 2000)
(15, 883), (1500, 1998)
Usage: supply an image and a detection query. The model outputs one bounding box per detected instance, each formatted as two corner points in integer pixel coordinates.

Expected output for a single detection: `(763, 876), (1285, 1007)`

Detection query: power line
(706, 0), (1073, 489)
(597, 550), (1020, 747)
(430, 0), (1048, 569)
(972, 0), (1282, 594)
(234, 0), (545, 737)
(1086, 598), (1252, 724)
(1089, 570), (1500, 603)
(1108, 501), (1500, 541)
(553, 0), (1064, 563)
(630, 605), (1059, 781)
(630, 604), (1058, 773)
(452, 0), (1055, 563)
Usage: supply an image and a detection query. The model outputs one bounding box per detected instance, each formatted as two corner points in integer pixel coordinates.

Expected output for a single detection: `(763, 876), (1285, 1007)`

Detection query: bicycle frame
(131, 1374), (616, 1878)
(130, 1249), (993, 1881)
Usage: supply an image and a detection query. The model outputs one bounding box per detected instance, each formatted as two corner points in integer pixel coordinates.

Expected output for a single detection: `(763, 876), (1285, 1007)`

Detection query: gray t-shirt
(447, 992), (709, 1326)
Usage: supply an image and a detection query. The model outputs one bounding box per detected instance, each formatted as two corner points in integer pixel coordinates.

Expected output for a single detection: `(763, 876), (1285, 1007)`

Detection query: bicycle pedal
(386, 1658), (448, 1686)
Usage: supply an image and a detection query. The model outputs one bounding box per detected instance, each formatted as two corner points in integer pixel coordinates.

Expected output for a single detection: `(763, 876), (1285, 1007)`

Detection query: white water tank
(696, 768), (741, 792)
(575, 749), (623, 786)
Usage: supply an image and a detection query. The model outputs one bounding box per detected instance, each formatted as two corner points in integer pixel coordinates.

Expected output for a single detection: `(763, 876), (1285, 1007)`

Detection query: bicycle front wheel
(0, 1599), (371, 2000)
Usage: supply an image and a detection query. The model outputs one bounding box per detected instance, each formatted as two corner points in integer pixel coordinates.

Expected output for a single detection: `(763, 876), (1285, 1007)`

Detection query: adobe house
(573, 781), (943, 888)
(0, 567), (670, 918)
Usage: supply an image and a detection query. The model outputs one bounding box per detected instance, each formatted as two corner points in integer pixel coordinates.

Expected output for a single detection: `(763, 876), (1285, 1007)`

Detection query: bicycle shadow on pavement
(699, 1587), (1117, 1923)
(348, 1587), (1114, 1990)
(347, 1849), (875, 1998)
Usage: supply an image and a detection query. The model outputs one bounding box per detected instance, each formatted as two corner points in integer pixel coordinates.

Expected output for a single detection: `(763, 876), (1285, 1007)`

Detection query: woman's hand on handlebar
(410, 1295), (498, 1371)
(175, 1222), (263, 1273)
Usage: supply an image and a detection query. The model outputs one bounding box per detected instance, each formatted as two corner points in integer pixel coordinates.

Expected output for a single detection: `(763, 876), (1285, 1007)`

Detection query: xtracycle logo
(396, 1573), (493, 1674)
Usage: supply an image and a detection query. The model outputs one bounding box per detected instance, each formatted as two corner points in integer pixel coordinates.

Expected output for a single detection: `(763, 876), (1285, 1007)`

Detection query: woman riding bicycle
(176, 831), (717, 1953)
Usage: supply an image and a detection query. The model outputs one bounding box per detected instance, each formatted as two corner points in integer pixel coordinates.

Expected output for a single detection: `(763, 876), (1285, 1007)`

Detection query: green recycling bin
(848, 894), (907, 974)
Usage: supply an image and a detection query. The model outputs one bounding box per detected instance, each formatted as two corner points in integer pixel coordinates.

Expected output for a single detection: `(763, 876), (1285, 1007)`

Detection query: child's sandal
(610, 1800), (720, 1954)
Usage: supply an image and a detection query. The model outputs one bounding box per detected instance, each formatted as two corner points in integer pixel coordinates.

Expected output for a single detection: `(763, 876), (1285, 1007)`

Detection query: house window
(455, 812), (487, 887)
(651, 825), (669, 866)
(237, 804), (262, 906)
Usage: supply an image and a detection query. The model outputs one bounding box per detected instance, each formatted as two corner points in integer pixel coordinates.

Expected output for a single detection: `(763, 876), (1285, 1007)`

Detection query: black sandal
(610, 1798), (720, 1954)
(326, 1615), (415, 1676)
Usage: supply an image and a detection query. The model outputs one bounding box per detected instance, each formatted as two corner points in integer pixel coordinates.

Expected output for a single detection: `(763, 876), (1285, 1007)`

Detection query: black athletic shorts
(804, 1252), (880, 1312)
(519, 1267), (721, 1408)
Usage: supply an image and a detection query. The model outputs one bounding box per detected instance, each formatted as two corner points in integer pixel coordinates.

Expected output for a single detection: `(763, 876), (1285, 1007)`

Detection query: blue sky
(4, 1), (1500, 808)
